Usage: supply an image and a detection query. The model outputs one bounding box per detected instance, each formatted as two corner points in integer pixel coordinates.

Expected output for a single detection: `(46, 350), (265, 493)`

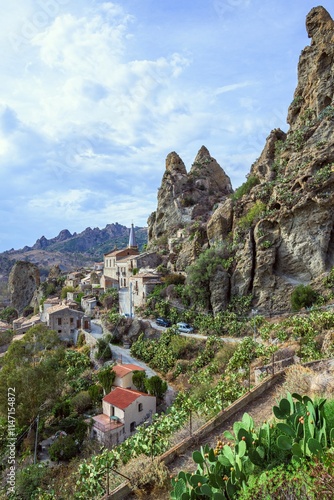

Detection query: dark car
(156, 318), (172, 327)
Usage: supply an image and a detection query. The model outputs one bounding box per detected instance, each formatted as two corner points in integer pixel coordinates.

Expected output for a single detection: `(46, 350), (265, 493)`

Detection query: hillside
(147, 6), (334, 314)
(0, 223), (147, 299)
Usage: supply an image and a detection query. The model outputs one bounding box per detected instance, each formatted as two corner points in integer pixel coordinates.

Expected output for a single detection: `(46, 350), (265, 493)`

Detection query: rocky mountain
(0, 223), (147, 300)
(26, 223), (147, 255)
(148, 146), (233, 270)
(147, 6), (334, 313)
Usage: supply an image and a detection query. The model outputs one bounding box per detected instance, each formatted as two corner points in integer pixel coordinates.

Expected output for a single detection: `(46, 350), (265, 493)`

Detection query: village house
(100, 275), (118, 290)
(90, 387), (156, 446)
(129, 272), (163, 310)
(103, 224), (140, 288)
(12, 315), (42, 335)
(102, 224), (162, 314)
(64, 271), (85, 288)
(112, 363), (145, 390)
(0, 320), (10, 333)
(81, 296), (97, 317)
(89, 362), (156, 446)
(43, 304), (90, 342)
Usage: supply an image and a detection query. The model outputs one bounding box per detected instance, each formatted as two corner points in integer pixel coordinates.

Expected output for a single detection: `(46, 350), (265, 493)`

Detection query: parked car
(176, 322), (194, 333)
(156, 317), (172, 327)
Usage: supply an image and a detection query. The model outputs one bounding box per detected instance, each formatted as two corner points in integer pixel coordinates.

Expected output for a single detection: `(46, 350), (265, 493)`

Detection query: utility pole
(33, 415), (39, 464)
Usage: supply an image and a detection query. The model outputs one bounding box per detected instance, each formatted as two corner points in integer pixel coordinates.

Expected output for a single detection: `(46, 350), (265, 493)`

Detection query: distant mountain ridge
(22, 223), (147, 256)
(0, 223), (147, 300)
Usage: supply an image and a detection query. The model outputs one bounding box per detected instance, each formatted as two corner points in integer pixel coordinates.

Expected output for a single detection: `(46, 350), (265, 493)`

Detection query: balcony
(91, 414), (124, 433)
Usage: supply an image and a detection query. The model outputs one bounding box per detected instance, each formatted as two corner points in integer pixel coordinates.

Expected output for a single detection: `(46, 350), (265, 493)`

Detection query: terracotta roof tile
(112, 364), (145, 378)
(103, 387), (151, 410)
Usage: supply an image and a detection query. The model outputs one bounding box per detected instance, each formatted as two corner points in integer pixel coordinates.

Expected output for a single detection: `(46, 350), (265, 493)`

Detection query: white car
(177, 322), (194, 333)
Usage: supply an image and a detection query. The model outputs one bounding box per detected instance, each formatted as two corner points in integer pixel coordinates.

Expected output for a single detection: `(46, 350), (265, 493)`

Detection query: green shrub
(291, 285), (318, 311)
(49, 435), (79, 462)
(77, 332), (86, 348)
(0, 329), (13, 347)
(14, 463), (48, 499)
(232, 175), (260, 201)
(238, 201), (266, 230)
(0, 306), (18, 323)
(95, 337), (112, 361)
(71, 391), (92, 414)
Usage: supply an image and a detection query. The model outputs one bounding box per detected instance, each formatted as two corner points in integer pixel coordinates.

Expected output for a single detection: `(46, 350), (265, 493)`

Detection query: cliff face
(147, 6), (334, 312)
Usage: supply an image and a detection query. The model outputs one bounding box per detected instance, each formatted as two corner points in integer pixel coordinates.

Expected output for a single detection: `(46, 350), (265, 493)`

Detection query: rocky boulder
(8, 261), (40, 315)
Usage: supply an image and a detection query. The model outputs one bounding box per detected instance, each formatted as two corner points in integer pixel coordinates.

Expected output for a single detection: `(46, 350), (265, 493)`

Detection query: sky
(0, 0), (333, 252)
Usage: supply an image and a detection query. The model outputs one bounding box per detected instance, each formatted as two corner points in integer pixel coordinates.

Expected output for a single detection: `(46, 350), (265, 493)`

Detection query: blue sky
(0, 0), (332, 251)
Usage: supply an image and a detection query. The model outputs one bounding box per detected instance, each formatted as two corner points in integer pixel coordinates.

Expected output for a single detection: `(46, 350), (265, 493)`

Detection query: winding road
(90, 320), (175, 404)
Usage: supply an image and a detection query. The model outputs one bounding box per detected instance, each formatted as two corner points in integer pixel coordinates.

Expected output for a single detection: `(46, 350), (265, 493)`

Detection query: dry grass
(276, 362), (334, 401)
(120, 454), (170, 499)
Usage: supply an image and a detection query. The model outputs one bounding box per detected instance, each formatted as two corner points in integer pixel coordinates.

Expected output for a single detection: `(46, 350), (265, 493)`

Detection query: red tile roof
(112, 363), (145, 378)
(103, 387), (150, 410)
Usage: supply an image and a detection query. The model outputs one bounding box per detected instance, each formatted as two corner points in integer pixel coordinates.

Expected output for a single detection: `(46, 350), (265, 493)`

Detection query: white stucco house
(112, 363), (146, 390)
(90, 387), (156, 446)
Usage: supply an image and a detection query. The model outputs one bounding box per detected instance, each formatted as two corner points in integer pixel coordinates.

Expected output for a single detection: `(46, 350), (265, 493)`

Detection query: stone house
(12, 315), (42, 335)
(129, 272), (162, 310)
(44, 304), (90, 341)
(90, 387), (156, 446)
(81, 296), (97, 317)
(64, 271), (84, 288)
(100, 275), (118, 290)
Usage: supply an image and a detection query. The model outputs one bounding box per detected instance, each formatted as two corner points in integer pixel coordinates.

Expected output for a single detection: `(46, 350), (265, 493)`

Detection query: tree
(0, 325), (65, 426)
(0, 306), (18, 323)
(95, 337), (112, 361)
(185, 246), (232, 311)
(132, 370), (147, 392)
(97, 365), (116, 395)
(145, 375), (168, 400)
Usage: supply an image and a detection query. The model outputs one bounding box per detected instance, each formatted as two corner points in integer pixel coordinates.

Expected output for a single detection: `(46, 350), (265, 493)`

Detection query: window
(130, 422), (136, 432)
(57, 318), (62, 326)
(138, 403), (143, 412)
(70, 317), (74, 324)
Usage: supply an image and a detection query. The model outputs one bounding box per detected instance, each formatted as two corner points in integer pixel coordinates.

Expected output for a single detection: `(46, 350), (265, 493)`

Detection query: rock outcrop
(8, 261), (40, 315)
(147, 146), (233, 271)
(147, 6), (334, 313)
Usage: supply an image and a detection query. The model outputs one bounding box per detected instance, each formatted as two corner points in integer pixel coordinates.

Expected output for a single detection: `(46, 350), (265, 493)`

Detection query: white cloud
(215, 81), (255, 95)
(1, 0), (333, 251)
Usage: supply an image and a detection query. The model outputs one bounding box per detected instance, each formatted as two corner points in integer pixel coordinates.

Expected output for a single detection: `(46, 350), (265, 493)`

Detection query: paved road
(91, 321), (156, 377)
(90, 320), (175, 404)
(148, 320), (241, 343)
